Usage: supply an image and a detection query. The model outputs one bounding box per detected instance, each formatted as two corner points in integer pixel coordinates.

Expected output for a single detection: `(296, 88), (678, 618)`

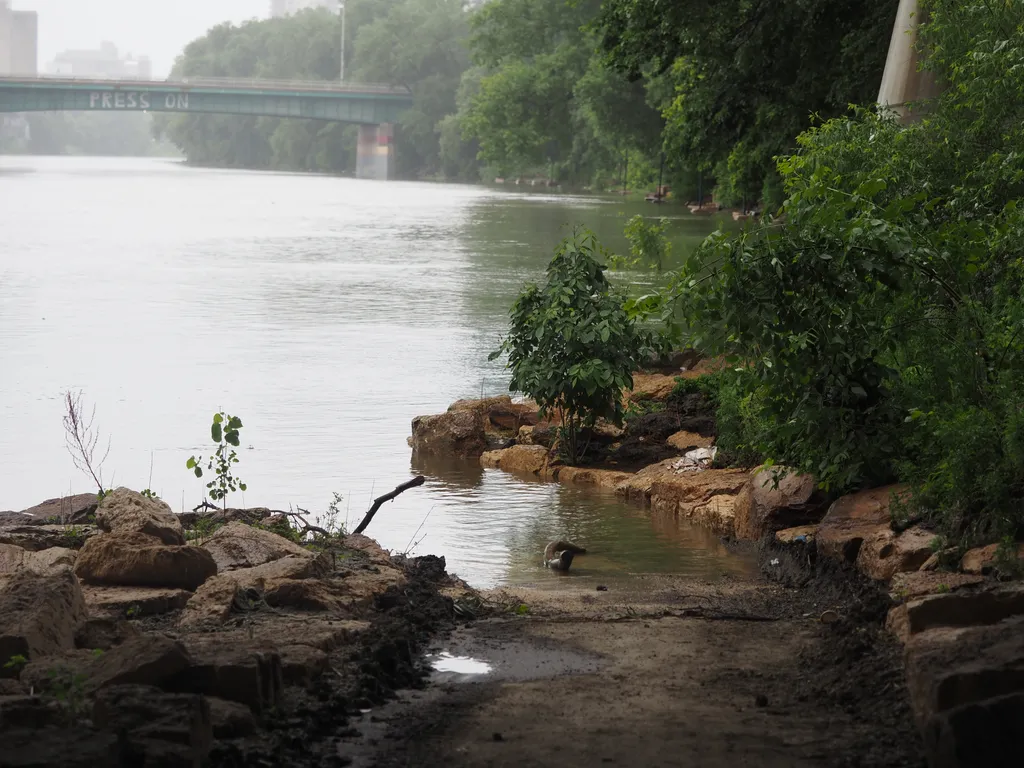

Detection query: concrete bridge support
(877, 0), (942, 123)
(356, 122), (394, 181)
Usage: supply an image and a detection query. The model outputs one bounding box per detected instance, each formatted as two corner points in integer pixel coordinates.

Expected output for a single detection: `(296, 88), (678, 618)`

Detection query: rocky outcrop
(480, 444), (550, 475)
(411, 410), (487, 458)
(0, 523), (99, 551)
(815, 485), (909, 563)
(95, 488), (185, 545)
(626, 373), (680, 402)
(732, 466), (822, 540)
(74, 617), (140, 651)
(890, 571), (986, 600)
(172, 639), (283, 713)
(178, 575), (260, 627)
(552, 466), (634, 490)
(648, 468), (751, 537)
(856, 524), (937, 581)
(0, 568), (87, 663)
(201, 520), (311, 572)
(666, 430), (715, 452)
(960, 542), (1024, 575)
(18, 493), (99, 523)
(74, 531), (217, 590)
(0, 543), (77, 575)
(82, 585), (193, 618)
(886, 584), (1024, 643)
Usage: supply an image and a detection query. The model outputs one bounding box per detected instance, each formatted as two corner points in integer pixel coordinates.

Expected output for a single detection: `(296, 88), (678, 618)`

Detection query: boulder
(886, 584), (1024, 643)
(626, 373), (679, 402)
(856, 525), (938, 581)
(410, 410), (487, 458)
(776, 525), (818, 544)
(74, 531), (217, 590)
(924, 691), (1024, 768)
(816, 485), (909, 563)
(647, 468), (751, 536)
(0, 694), (65, 728)
(92, 684), (213, 765)
(19, 493), (98, 524)
(961, 542), (1024, 575)
(552, 466), (634, 491)
(277, 644), (330, 686)
(82, 585), (193, 618)
(201, 520), (310, 572)
(890, 571), (986, 600)
(75, 617), (140, 650)
(0, 523), (99, 551)
(0, 568), (87, 663)
(1, 728), (119, 767)
(0, 543), (77, 575)
(448, 395), (513, 413)
(480, 444), (549, 475)
(666, 430), (715, 452)
(95, 488), (185, 545)
(172, 640), (283, 713)
(178, 575), (263, 628)
(616, 458), (690, 504)
(208, 696), (258, 738)
(732, 467), (822, 541)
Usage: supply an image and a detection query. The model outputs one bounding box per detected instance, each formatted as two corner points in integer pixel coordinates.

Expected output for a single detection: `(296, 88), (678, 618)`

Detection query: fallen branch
(281, 508), (331, 539)
(192, 499), (218, 513)
(353, 476), (426, 535)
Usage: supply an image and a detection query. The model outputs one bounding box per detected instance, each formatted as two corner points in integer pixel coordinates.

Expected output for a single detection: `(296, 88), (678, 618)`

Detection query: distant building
(270, 0), (340, 18)
(0, 1), (38, 75)
(47, 41), (152, 80)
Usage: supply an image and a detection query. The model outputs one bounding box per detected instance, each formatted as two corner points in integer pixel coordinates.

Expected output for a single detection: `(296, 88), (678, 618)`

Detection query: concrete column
(355, 122), (394, 181)
(877, 0), (942, 123)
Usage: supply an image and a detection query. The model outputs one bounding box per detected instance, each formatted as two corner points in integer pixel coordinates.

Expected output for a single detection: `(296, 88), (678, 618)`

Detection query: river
(0, 155), (750, 588)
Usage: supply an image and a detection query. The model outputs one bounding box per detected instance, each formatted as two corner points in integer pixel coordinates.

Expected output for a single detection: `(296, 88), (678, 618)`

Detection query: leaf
(211, 422), (223, 443)
(213, 413), (224, 424)
(239, 483), (247, 491)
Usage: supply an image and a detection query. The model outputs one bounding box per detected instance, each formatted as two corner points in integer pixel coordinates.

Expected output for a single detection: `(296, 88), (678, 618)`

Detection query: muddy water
(0, 155), (750, 588)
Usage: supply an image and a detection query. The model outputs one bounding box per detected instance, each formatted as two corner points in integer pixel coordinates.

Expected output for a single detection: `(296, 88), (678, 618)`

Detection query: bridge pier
(355, 123), (394, 181)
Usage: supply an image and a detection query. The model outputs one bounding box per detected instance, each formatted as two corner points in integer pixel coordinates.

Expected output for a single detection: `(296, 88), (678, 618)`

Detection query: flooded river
(0, 156), (751, 587)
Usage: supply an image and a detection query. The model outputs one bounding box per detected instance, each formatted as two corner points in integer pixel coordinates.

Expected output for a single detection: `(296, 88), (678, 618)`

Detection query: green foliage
(623, 215), (671, 272)
(140, 489), (158, 500)
(491, 230), (651, 464)
(3, 654), (27, 673)
(187, 412), (247, 509)
(184, 516), (225, 547)
(652, 1), (1024, 546)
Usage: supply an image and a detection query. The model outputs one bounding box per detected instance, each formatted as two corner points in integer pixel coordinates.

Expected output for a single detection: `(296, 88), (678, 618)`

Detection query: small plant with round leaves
(187, 412), (247, 510)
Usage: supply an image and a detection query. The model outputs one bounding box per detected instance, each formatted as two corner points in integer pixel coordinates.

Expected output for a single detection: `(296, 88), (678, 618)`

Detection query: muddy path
(342, 547), (925, 768)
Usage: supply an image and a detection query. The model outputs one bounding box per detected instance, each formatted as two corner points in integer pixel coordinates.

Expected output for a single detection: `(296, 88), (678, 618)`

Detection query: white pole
(339, 1), (346, 83)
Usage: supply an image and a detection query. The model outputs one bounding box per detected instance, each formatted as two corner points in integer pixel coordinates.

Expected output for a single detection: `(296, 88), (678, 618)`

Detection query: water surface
(0, 155), (747, 587)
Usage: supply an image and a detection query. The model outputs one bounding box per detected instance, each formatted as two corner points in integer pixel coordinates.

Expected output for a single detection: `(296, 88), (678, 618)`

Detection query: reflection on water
(428, 652), (493, 676)
(0, 156), (744, 588)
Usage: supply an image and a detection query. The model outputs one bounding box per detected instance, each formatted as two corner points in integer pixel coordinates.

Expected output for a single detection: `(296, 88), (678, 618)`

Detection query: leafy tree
(491, 231), (651, 464)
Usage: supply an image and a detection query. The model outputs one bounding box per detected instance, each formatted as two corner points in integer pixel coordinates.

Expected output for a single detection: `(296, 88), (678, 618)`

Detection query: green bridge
(0, 75), (414, 180)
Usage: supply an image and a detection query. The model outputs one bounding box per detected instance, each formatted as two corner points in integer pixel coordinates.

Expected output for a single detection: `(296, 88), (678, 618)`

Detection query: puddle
(429, 652), (493, 677)
(426, 633), (602, 684)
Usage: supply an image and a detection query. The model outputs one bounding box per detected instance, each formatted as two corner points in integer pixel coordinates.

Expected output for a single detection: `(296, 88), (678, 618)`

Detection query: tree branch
(353, 476), (426, 535)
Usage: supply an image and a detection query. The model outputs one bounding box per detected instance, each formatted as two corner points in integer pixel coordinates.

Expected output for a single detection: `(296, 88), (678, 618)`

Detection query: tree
(491, 231), (651, 464)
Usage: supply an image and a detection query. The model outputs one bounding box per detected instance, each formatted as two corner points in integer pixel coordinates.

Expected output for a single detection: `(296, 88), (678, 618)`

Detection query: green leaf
(213, 413), (224, 424)
(211, 423), (223, 443)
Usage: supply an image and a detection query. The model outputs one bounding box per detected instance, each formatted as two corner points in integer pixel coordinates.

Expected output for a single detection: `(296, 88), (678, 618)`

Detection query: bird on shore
(544, 540), (587, 572)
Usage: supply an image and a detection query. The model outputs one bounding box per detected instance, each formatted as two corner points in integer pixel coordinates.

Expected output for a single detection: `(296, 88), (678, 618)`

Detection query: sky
(16, 1), (268, 77)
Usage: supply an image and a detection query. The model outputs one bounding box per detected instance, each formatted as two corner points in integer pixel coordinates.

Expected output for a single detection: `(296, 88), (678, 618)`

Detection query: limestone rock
(961, 542), (1024, 575)
(74, 617), (140, 650)
(856, 525), (938, 581)
(924, 691), (1024, 768)
(277, 644), (330, 686)
(647, 468), (750, 537)
(626, 373), (679, 402)
(410, 410), (487, 458)
(886, 584), (1024, 643)
(178, 575), (263, 628)
(208, 696), (258, 738)
(816, 485), (909, 563)
(18, 493), (98, 524)
(0, 543), (78, 575)
(480, 444), (549, 475)
(890, 572), (986, 600)
(95, 487), (185, 545)
(732, 467), (821, 541)
(553, 466), (634, 491)
(775, 525), (818, 544)
(448, 395), (513, 412)
(74, 531), (217, 590)
(616, 458), (700, 505)
(172, 639), (283, 712)
(82, 585), (193, 618)
(201, 520), (310, 572)
(666, 430), (715, 452)
(0, 523), (99, 552)
(0, 568), (87, 663)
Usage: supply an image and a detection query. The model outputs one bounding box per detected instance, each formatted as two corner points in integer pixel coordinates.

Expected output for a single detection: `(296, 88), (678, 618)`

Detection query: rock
(74, 531), (217, 590)
(95, 487), (185, 545)
(0, 678), (26, 695)
(816, 485), (909, 563)
(0, 543), (78, 576)
(172, 639), (283, 712)
(82, 585), (193, 618)
(1, 726), (119, 766)
(201, 520), (310, 572)
(666, 430), (715, 451)
(344, 533), (395, 566)
(18, 493), (98, 524)
(961, 542), (1024, 575)
(0, 568), (87, 664)
(92, 684), (213, 765)
(775, 525), (819, 544)
(647, 469), (751, 537)
(448, 395), (513, 412)
(924, 691), (1024, 768)
(480, 444), (550, 475)
(410, 410), (487, 458)
(857, 525), (939, 581)
(277, 644), (330, 686)
(208, 696), (257, 738)
(552, 466), (634, 491)
(178, 575), (263, 628)
(616, 458), (690, 504)
(626, 373), (679, 402)
(890, 572), (986, 600)
(75, 617), (140, 650)
(733, 467), (822, 541)
(886, 584), (1024, 643)
(0, 523), (100, 551)
(263, 578), (349, 612)
(0, 695), (65, 728)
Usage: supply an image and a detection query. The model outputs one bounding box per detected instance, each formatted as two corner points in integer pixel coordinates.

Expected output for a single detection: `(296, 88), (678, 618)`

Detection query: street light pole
(339, 1), (346, 83)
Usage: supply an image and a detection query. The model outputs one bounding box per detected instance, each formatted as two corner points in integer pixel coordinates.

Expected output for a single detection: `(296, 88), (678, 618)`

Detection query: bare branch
(62, 390), (110, 494)
(353, 476), (426, 535)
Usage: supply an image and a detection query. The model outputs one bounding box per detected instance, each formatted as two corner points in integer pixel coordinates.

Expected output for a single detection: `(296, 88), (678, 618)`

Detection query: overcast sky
(17, 1), (267, 77)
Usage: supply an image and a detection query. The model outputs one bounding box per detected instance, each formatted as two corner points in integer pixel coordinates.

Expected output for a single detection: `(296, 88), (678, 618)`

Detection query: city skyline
(13, 1), (266, 78)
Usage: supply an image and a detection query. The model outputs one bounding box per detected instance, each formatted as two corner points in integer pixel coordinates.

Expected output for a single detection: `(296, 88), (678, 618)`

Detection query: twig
(281, 508), (331, 539)
(353, 476), (426, 535)
(62, 390), (110, 494)
(192, 499), (217, 513)
(403, 505), (436, 554)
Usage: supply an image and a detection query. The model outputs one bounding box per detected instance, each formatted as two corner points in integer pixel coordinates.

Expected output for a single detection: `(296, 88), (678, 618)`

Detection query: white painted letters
(114, 92), (125, 108)
(86, 90), (189, 112)
(89, 93), (99, 108)
(140, 93), (150, 109)
(101, 93), (112, 108)
(177, 94), (189, 109)
(164, 94), (176, 109)
(127, 93), (137, 108)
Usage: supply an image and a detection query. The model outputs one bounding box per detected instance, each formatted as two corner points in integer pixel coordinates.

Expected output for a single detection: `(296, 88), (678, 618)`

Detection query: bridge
(0, 75), (414, 180)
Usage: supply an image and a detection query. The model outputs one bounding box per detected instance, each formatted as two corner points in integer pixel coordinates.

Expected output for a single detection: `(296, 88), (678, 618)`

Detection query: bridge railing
(0, 74), (410, 96)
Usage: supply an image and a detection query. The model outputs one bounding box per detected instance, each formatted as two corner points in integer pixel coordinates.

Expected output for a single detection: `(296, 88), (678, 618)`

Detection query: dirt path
(347, 566), (925, 768)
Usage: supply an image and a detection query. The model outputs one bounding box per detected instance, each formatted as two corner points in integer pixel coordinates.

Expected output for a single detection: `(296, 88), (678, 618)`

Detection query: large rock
(200, 520), (310, 572)
(18, 493), (98, 523)
(857, 524), (938, 581)
(616, 458), (704, 505)
(0, 569), (87, 663)
(890, 571), (986, 600)
(95, 487), (185, 545)
(816, 485), (908, 563)
(887, 584), (1024, 643)
(732, 467), (822, 541)
(178, 575), (262, 627)
(479, 444), (549, 475)
(208, 696), (258, 738)
(0, 523), (99, 551)
(924, 691), (1024, 768)
(74, 531), (217, 590)
(82, 585), (193, 618)
(74, 617), (140, 650)
(551, 466), (634, 491)
(172, 639), (283, 712)
(961, 542), (1024, 575)
(666, 430), (715, 452)
(647, 468), (751, 536)
(0, 543), (76, 575)
(410, 410), (487, 458)
(626, 373), (679, 402)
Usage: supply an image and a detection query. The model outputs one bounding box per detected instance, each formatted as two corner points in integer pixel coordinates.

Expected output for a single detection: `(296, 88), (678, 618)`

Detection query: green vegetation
(491, 230), (651, 464)
(187, 412), (247, 509)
